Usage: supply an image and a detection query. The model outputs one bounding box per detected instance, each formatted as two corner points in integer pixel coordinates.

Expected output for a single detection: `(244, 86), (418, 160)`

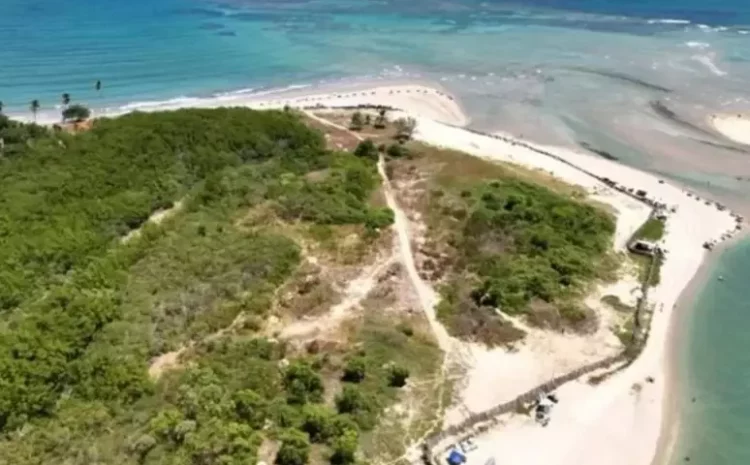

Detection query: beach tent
(447, 450), (467, 465)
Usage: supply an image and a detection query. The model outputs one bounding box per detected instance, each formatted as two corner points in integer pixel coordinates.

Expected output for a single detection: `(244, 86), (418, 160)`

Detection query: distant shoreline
(7, 77), (465, 127)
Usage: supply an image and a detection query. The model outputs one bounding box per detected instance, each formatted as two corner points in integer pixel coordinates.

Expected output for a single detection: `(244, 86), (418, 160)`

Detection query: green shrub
(330, 428), (359, 465)
(335, 385), (366, 415)
(335, 385), (378, 430)
(388, 365), (410, 388)
(386, 143), (408, 158)
(62, 104), (91, 122)
(233, 389), (268, 429)
(275, 429), (310, 465)
(284, 361), (325, 405)
(433, 176), (616, 342)
(354, 139), (378, 161)
(300, 404), (335, 443)
(342, 357), (367, 383)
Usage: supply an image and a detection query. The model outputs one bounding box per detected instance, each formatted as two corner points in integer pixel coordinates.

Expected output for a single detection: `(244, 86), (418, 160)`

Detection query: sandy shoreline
(709, 113), (750, 146)
(17, 81), (740, 465)
(23, 79), (470, 128)
(652, 228), (749, 465)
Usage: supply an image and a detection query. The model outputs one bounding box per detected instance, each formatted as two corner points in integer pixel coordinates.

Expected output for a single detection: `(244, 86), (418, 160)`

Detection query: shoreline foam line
(9, 78), (468, 127)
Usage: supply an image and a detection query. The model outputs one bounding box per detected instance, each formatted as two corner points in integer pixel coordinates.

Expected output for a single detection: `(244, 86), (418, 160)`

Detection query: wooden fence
(420, 246), (659, 465)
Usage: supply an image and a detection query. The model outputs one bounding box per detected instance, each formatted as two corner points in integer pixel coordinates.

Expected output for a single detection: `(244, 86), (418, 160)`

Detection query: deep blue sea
(3, 1), (750, 463)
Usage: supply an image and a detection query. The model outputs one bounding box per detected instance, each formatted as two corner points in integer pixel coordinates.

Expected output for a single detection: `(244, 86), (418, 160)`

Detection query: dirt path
(304, 111), (453, 352)
(278, 256), (394, 339)
(376, 157), (453, 352)
(304, 112), (465, 465)
(123, 200), (184, 244)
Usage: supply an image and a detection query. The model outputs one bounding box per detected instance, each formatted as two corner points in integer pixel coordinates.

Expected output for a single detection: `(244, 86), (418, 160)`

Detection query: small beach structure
(458, 438), (478, 453)
(629, 239), (659, 256)
(447, 449), (467, 465)
(534, 394), (555, 426)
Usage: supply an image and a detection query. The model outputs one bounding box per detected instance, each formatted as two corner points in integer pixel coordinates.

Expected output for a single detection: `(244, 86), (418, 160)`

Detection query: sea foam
(685, 41), (711, 50)
(647, 18), (691, 25)
(691, 54), (728, 76)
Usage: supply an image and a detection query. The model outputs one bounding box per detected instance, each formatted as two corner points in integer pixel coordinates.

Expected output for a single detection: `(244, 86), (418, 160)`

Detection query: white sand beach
(38, 82), (741, 465)
(89, 83), (468, 128)
(710, 113), (750, 145)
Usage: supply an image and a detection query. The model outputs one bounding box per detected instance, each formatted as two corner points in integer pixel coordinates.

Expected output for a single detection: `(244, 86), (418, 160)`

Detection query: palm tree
(30, 100), (40, 122)
(61, 93), (72, 123)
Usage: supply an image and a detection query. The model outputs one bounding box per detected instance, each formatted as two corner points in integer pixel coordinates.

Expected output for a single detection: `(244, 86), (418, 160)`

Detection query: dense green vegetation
(392, 146), (618, 344)
(436, 178), (616, 342)
(631, 217), (665, 242)
(0, 108), (403, 464)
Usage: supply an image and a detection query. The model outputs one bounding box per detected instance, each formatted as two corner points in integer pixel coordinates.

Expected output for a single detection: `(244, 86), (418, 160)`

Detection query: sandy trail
(377, 156), (454, 352)
(122, 200), (183, 243)
(278, 257), (393, 339)
(304, 111), (454, 352)
(306, 112), (462, 465)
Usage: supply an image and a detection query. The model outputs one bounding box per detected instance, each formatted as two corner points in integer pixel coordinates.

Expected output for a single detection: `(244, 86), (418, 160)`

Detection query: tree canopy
(402, 149), (620, 344)
(0, 108), (397, 465)
(62, 103), (91, 122)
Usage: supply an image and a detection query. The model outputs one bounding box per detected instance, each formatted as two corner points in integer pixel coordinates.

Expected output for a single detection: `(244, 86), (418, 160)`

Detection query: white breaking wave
(694, 24), (732, 33)
(238, 84), (312, 98)
(685, 41), (711, 50)
(108, 83), (314, 115)
(692, 54), (728, 76)
(213, 87), (256, 99)
(647, 18), (691, 25)
(120, 96), (203, 112)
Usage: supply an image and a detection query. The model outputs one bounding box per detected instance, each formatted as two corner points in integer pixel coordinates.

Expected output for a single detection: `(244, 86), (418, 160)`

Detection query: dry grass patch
(301, 113), (361, 151)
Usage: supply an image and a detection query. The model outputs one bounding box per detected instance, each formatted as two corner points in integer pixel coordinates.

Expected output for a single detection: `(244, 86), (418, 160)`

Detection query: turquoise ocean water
(2, 0), (750, 462)
(671, 239), (750, 465)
